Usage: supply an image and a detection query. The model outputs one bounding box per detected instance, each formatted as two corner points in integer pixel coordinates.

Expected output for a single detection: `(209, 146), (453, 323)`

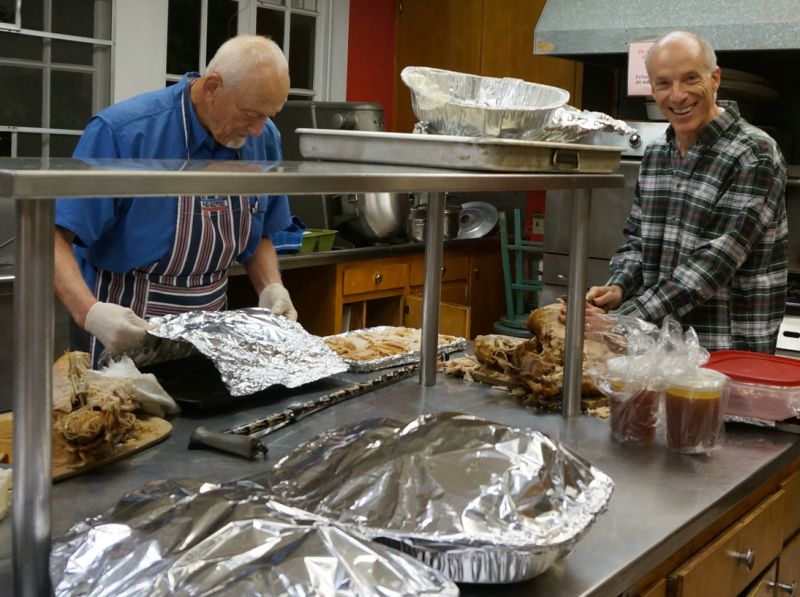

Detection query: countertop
(1, 366), (798, 596)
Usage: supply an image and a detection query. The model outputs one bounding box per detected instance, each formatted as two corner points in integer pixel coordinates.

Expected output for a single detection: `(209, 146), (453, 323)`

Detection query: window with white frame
(166, 0), (327, 99)
(0, 0), (111, 158)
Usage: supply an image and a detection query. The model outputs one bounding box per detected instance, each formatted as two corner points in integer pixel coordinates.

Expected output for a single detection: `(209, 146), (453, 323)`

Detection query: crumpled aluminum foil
(324, 326), (467, 372)
(402, 65), (569, 138)
(50, 479), (458, 597)
(523, 105), (637, 143)
(146, 308), (347, 396)
(268, 412), (614, 584)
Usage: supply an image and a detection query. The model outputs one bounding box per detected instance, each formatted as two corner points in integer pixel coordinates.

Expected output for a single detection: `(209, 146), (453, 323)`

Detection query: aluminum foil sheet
(524, 106), (637, 143)
(268, 412), (614, 583)
(50, 479), (458, 597)
(146, 308), (347, 396)
(324, 326), (467, 372)
(402, 66), (569, 138)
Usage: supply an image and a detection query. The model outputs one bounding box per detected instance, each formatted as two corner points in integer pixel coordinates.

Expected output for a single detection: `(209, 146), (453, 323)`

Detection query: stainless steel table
(0, 157), (622, 595)
(1, 369), (798, 596)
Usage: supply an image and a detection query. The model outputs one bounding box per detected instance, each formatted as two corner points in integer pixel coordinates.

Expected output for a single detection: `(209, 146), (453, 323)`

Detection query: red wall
(346, 0), (397, 131)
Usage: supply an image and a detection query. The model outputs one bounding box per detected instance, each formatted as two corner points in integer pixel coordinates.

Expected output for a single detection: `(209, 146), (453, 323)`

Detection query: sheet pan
(298, 128), (622, 173)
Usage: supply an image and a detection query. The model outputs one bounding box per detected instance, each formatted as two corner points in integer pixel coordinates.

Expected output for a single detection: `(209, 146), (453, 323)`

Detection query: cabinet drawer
(342, 262), (408, 296)
(409, 254), (470, 287)
(669, 489), (785, 597)
(742, 560), (778, 597)
(776, 531), (800, 594)
(781, 469), (800, 542)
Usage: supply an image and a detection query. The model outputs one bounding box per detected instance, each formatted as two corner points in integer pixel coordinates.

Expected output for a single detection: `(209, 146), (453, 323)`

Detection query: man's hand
(258, 283), (298, 321)
(84, 302), (152, 354)
(586, 285), (624, 311)
(558, 285), (623, 324)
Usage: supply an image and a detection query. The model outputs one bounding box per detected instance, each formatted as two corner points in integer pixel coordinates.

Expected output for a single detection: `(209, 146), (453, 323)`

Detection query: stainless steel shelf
(0, 157), (623, 596)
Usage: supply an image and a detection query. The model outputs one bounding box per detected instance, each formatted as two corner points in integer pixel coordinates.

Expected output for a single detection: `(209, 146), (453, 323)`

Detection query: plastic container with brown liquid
(664, 369), (728, 454)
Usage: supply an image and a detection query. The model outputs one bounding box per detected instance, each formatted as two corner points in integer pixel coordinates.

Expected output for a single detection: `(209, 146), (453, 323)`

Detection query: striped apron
(89, 84), (253, 363)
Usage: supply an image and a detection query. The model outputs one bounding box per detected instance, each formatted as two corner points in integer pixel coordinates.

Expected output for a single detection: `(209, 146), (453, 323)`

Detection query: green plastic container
(299, 229), (337, 253)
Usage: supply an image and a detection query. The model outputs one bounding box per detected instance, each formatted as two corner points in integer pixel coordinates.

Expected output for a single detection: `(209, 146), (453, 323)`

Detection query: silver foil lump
(268, 412), (614, 583)
(147, 308), (347, 396)
(50, 479), (459, 597)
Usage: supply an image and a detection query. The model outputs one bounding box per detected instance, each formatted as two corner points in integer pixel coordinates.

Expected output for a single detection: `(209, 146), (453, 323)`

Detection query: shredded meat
(445, 302), (614, 413)
(52, 352), (140, 466)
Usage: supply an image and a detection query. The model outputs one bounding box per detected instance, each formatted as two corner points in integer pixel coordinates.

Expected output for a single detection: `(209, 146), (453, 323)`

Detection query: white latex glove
(84, 302), (152, 354)
(258, 283), (298, 321)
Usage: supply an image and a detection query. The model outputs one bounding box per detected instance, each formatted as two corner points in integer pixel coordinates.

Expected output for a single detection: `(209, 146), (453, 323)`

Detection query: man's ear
(203, 73), (223, 96)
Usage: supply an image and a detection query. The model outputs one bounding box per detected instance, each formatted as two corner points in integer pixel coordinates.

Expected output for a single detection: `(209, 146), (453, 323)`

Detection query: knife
(188, 363), (418, 459)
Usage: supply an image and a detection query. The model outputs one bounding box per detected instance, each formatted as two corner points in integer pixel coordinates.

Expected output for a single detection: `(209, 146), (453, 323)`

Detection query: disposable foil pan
(269, 412), (614, 583)
(298, 129), (622, 173)
(401, 66), (569, 138)
(323, 325), (467, 372)
(146, 308), (347, 396)
(50, 479), (458, 596)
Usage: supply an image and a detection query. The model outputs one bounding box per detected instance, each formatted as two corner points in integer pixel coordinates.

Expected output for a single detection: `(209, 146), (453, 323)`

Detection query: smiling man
(585, 31), (788, 353)
(55, 35), (298, 365)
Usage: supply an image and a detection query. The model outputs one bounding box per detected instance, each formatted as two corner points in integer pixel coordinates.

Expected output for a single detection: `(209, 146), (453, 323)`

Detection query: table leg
(12, 199), (54, 596)
(420, 192), (445, 386)
(562, 188), (591, 416)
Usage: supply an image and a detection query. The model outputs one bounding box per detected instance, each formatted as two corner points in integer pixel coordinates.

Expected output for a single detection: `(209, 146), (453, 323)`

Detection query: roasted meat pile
(53, 352), (141, 466)
(444, 301), (613, 412)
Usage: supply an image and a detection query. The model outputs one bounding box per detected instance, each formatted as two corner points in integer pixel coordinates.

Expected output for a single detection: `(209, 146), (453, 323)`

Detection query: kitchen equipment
(271, 100), (387, 232)
(404, 205), (464, 242)
(645, 100), (666, 121)
(406, 206), (427, 242)
(443, 204), (462, 239)
(0, 411), (171, 480)
(337, 192), (410, 241)
(188, 364), (418, 459)
(298, 129), (623, 173)
(457, 201), (499, 239)
(298, 228), (337, 253)
(401, 66), (569, 138)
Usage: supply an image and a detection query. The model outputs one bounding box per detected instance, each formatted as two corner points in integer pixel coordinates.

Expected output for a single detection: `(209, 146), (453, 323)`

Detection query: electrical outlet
(532, 214), (545, 235)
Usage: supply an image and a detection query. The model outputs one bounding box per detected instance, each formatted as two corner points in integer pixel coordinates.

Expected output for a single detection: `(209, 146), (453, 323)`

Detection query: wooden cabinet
(393, 0), (583, 133)
(742, 561), (779, 597)
(277, 240), (505, 338)
(774, 531), (800, 596)
(669, 490), (785, 597)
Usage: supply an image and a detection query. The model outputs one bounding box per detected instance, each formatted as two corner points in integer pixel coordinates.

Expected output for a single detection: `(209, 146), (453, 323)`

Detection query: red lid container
(703, 350), (800, 421)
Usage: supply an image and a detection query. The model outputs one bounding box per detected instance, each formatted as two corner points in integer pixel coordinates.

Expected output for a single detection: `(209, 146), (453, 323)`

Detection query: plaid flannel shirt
(607, 101), (788, 353)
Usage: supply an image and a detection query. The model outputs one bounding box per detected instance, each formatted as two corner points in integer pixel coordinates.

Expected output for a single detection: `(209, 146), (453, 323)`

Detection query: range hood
(534, 0), (800, 56)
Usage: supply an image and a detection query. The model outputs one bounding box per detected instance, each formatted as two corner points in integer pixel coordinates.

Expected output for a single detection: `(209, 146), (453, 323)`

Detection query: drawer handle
(768, 580), (797, 596)
(730, 548), (755, 571)
(441, 266), (447, 275)
(374, 273), (383, 284)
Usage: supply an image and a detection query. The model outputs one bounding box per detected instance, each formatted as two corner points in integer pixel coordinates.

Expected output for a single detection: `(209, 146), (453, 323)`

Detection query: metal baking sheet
(298, 128), (622, 173)
(324, 326), (466, 372)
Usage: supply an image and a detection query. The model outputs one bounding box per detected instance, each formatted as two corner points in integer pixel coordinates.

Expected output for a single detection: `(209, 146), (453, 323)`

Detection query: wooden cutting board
(0, 412), (172, 481)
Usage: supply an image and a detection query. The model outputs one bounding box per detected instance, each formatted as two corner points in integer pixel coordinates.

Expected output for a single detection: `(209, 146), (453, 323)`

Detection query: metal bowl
(340, 192), (410, 240)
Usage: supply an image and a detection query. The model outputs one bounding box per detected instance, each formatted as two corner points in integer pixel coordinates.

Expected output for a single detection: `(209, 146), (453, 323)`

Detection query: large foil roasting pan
(324, 326), (466, 372)
(146, 308), (347, 396)
(50, 479), (458, 596)
(269, 412), (614, 583)
(298, 128), (622, 173)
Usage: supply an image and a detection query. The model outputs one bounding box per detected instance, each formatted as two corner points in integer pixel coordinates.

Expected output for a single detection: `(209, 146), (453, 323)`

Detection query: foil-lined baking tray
(268, 412), (614, 583)
(145, 308), (347, 396)
(50, 479), (458, 596)
(298, 129), (622, 173)
(323, 326), (467, 372)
